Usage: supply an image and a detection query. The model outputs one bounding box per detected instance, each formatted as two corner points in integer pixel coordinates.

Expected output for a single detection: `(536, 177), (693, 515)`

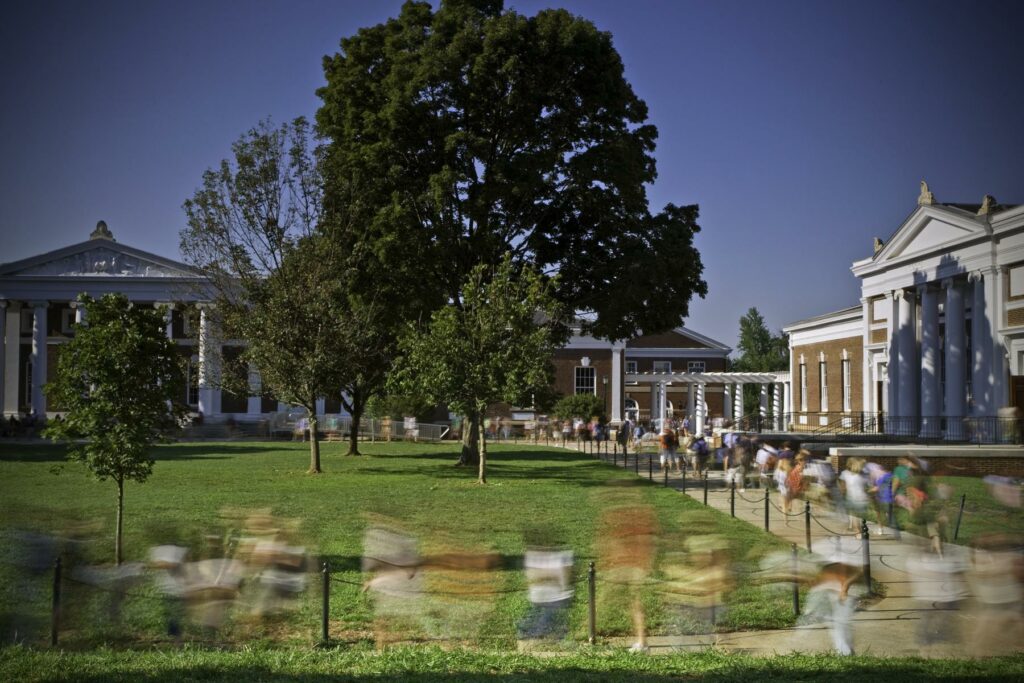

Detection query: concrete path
(555, 440), (1020, 658)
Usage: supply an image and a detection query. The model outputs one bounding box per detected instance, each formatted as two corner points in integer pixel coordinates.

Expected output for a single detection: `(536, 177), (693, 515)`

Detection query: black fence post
(954, 493), (967, 540)
(588, 561), (596, 645)
(703, 472), (709, 505)
(805, 501), (812, 552)
(51, 556), (62, 647)
(730, 480), (736, 517)
(791, 543), (800, 616)
(634, 451), (638, 475)
(648, 452), (653, 480)
(682, 468), (687, 493)
(321, 560), (330, 645)
(861, 519), (872, 593)
(764, 490), (770, 531)
(664, 465), (668, 488)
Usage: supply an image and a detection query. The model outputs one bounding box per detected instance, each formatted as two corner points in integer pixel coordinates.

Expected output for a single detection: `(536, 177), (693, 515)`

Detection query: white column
(610, 345), (624, 424)
(657, 381), (667, 425)
(785, 380), (793, 416)
(943, 278), (966, 439)
(919, 285), (941, 438)
(971, 272), (989, 416)
(3, 303), (20, 415)
(247, 364), (262, 415)
(772, 383), (782, 429)
(896, 289), (919, 427)
(723, 383), (733, 421)
(70, 301), (86, 326)
(0, 301), (6, 416)
(157, 303), (173, 340)
(316, 398), (326, 416)
(198, 306), (215, 417)
(861, 297), (873, 414)
(694, 382), (706, 434)
(988, 268), (1008, 411)
(758, 383), (768, 418)
(30, 301), (48, 417)
(734, 382), (744, 419)
(686, 382), (695, 422)
(886, 291), (899, 420)
(649, 382), (658, 424)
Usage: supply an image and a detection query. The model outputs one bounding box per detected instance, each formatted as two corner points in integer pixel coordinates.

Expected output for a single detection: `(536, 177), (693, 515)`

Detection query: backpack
(694, 438), (708, 456)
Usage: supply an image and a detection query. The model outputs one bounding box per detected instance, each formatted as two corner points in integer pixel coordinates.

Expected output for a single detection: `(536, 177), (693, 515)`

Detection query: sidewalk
(559, 440), (1016, 657)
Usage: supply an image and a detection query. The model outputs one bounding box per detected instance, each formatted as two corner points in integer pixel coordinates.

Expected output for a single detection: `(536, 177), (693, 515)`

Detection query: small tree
(389, 258), (566, 484)
(45, 294), (186, 565)
(553, 394), (606, 425)
(731, 307), (789, 416)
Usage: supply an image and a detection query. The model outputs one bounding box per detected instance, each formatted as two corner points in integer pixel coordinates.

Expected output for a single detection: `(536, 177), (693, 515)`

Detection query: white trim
(624, 347), (729, 358)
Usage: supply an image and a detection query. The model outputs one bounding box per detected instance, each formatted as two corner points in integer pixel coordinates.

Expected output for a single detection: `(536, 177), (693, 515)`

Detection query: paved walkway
(556, 440), (1019, 658)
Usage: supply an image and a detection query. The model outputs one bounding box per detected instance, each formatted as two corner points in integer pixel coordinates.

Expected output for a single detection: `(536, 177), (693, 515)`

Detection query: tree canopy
(388, 258), (566, 483)
(44, 294), (186, 564)
(731, 307), (789, 417)
(181, 118), (377, 471)
(316, 0), (706, 340)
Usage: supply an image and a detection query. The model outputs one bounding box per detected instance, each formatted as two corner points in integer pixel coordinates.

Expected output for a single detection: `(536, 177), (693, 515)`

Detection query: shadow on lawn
(0, 442), (272, 463)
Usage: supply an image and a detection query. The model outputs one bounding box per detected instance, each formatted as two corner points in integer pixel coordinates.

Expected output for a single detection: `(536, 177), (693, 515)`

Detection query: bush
(553, 394), (606, 423)
(365, 393), (436, 420)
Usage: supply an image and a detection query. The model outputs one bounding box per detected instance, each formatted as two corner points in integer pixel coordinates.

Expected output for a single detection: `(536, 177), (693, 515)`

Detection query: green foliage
(181, 117), (396, 464)
(316, 0), (707, 340)
(44, 294), (186, 484)
(365, 392), (436, 420)
(389, 258), (566, 419)
(731, 308), (789, 416)
(552, 393), (606, 423)
(731, 307), (788, 373)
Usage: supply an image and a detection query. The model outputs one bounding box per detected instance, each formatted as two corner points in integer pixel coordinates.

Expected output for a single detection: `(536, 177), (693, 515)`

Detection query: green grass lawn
(2, 646), (1023, 682)
(884, 475), (1024, 545)
(0, 440), (800, 650)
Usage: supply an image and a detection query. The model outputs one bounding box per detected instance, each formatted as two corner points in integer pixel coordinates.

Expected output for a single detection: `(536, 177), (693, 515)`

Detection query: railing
(729, 411), (1024, 445)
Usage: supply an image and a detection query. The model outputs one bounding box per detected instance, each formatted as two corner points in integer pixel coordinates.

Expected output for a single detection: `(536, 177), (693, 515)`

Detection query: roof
(783, 305), (862, 332)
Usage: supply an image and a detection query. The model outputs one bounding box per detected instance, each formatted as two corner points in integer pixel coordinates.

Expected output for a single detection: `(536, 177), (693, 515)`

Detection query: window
(819, 361), (828, 411)
(652, 361), (672, 373)
(687, 361), (705, 373)
(574, 366), (596, 395)
(800, 363), (808, 412)
(842, 359), (851, 412)
(625, 360), (638, 374)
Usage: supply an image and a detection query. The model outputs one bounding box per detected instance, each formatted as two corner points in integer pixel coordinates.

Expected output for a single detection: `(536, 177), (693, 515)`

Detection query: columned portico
(758, 384), (768, 419)
(723, 383), (733, 420)
(771, 383), (782, 429)
(733, 382), (744, 418)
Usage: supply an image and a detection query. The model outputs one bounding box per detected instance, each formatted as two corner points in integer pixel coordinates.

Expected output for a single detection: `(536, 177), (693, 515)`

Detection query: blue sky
(2, 0), (1022, 348)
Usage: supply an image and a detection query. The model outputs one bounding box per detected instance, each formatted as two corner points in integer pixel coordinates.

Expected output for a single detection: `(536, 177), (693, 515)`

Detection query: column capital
(154, 301), (176, 310)
(0, 299), (7, 309)
(941, 277), (961, 290)
(29, 300), (49, 309)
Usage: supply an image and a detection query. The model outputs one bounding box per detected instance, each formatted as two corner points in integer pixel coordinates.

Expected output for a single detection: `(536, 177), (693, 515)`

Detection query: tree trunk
(477, 413), (487, 484)
(115, 476), (124, 566)
(308, 412), (322, 474)
(458, 410), (480, 466)
(346, 388), (363, 456)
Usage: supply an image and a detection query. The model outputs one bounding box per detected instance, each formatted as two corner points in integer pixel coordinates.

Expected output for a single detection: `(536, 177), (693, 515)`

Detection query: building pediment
(0, 239), (201, 280)
(854, 205), (989, 276)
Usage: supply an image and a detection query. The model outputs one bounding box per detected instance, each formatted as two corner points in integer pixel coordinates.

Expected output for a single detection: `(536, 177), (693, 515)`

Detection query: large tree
(181, 118), (381, 472)
(45, 294), (186, 565)
(316, 0), (706, 341)
(731, 307), (789, 416)
(388, 258), (566, 483)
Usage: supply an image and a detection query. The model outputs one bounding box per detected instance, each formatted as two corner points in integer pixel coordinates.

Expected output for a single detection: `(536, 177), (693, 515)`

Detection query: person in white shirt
(838, 458), (870, 534)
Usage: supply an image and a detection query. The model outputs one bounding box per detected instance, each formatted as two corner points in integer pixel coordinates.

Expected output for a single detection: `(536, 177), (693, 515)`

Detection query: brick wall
(792, 335), (864, 413)
(551, 348), (614, 414)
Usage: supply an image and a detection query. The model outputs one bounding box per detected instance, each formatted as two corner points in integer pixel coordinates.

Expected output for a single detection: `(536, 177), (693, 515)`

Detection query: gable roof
(0, 235), (203, 280)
